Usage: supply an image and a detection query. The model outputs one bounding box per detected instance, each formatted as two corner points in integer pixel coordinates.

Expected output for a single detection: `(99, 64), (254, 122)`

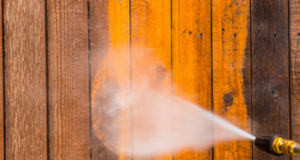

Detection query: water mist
(92, 48), (255, 158)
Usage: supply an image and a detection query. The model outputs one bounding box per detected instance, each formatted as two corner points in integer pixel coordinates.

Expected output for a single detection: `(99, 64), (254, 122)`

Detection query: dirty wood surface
(212, 0), (252, 160)
(290, 0), (300, 160)
(4, 0), (47, 159)
(172, 0), (212, 159)
(251, 0), (289, 160)
(89, 0), (131, 160)
(47, 0), (90, 159)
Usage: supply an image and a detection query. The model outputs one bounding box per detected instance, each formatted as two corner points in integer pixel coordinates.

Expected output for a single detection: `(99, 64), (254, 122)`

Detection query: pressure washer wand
(255, 135), (300, 156)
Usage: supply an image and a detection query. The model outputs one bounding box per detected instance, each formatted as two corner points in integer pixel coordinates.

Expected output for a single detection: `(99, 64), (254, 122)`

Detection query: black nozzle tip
(254, 135), (283, 156)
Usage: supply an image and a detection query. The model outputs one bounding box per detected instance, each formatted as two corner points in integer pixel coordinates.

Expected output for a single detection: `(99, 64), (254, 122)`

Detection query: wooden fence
(0, 0), (297, 160)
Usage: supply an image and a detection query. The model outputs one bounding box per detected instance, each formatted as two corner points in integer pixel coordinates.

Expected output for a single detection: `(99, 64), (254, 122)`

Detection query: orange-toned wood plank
(47, 1), (90, 159)
(212, 0), (251, 159)
(131, 0), (172, 159)
(90, 0), (131, 160)
(4, 0), (47, 159)
(172, 0), (212, 159)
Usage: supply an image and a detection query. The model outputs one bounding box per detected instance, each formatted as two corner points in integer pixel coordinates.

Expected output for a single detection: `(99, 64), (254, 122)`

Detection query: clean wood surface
(90, 0), (131, 160)
(172, 0), (212, 159)
(251, 0), (289, 160)
(131, 0), (172, 159)
(213, 0), (252, 159)
(290, 0), (300, 160)
(47, 0), (90, 159)
(4, 0), (47, 159)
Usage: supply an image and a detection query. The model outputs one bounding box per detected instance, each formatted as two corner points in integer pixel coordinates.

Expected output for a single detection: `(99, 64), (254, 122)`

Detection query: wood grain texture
(131, 0), (172, 159)
(47, 0), (89, 159)
(90, 0), (131, 160)
(290, 0), (300, 160)
(172, 0), (212, 159)
(4, 0), (47, 159)
(0, 0), (4, 159)
(212, 0), (251, 159)
(251, 0), (289, 160)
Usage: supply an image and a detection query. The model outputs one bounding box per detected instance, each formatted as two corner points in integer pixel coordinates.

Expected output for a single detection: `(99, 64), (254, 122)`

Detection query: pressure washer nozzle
(255, 135), (300, 156)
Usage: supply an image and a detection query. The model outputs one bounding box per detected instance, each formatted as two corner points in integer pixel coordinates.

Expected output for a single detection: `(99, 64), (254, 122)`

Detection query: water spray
(255, 135), (300, 156)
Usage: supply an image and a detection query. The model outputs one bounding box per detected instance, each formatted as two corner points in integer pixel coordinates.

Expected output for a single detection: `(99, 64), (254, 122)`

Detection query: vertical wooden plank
(0, 0), (4, 159)
(4, 0), (47, 159)
(90, 0), (131, 160)
(131, 0), (172, 159)
(47, 0), (90, 159)
(251, 0), (289, 160)
(172, 0), (212, 159)
(290, 0), (300, 160)
(212, 0), (252, 160)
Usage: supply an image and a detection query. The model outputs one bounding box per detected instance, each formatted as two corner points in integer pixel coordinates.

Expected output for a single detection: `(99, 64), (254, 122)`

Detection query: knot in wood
(155, 65), (167, 80)
(223, 92), (234, 107)
(270, 88), (278, 97)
